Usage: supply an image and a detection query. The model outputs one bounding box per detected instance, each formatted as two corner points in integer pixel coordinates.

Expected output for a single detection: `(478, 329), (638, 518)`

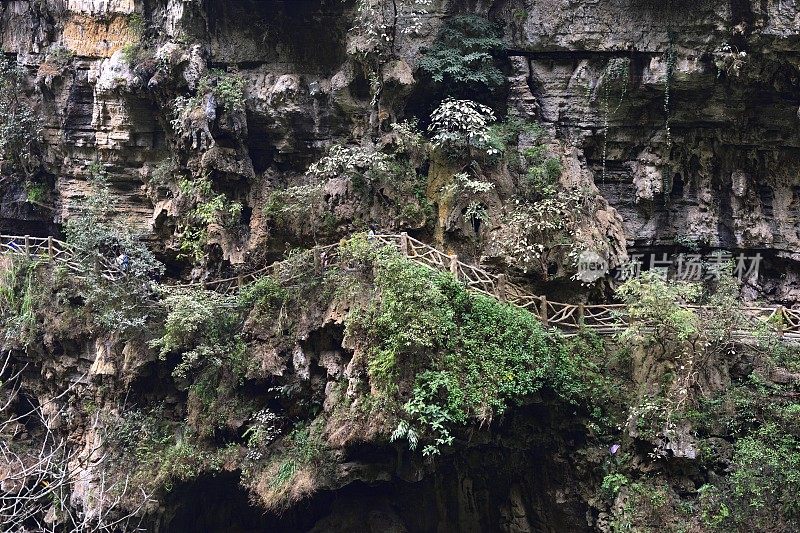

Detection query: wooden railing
(2, 232), (799, 339)
(0, 234), (122, 281)
(375, 234), (800, 339)
(177, 243), (340, 293)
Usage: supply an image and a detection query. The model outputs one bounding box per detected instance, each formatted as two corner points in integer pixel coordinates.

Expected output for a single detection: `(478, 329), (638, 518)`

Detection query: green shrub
(695, 424), (800, 531)
(120, 14), (145, 64)
(243, 420), (333, 511)
(697, 484), (732, 529)
(349, 248), (595, 455)
(428, 98), (498, 158)
(150, 287), (251, 436)
(180, 177), (242, 226)
(307, 144), (414, 186)
(601, 472), (629, 499)
(65, 174), (164, 335)
(127, 12), (145, 35)
(67, 171), (155, 275)
(0, 258), (42, 347)
(120, 43), (143, 65)
(419, 15), (505, 94)
(24, 181), (48, 204)
(270, 425), (327, 489)
(262, 184), (323, 225)
(355, 255), (456, 393)
(491, 186), (589, 275)
(238, 276), (288, 313)
(107, 408), (233, 492)
(199, 70), (247, 113)
(151, 288), (244, 379)
(603, 479), (675, 532)
(616, 270), (701, 346)
(266, 141), (425, 235)
(729, 424), (800, 523)
(177, 177), (242, 262)
(487, 114), (543, 150)
(520, 145), (562, 199)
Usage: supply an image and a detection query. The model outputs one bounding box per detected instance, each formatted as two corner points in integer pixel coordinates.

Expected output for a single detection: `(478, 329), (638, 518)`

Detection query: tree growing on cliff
(345, 0), (434, 132)
(65, 170), (164, 336)
(348, 0), (434, 61)
(0, 56), (41, 177)
(419, 14), (506, 98)
(428, 98), (498, 158)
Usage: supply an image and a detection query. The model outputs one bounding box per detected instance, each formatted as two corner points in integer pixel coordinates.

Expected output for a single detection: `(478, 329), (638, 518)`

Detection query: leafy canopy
(428, 98), (497, 157)
(419, 15), (506, 93)
(616, 270), (701, 345)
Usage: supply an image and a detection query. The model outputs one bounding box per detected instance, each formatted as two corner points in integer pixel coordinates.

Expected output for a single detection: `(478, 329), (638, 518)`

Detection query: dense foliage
(65, 173), (164, 334)
(419, 15), (506, 96)
(346, 237), (596, 455)
(602, 271), (800, 532)
(0, 259), (41, 347)
(177, 176), (243, 261)
(264, 136), (429, 238)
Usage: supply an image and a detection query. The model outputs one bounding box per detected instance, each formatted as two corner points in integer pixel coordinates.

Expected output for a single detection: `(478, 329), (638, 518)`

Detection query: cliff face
(1, 1), (799, 532)
(5, 1), (800, 290)
(507, 0), (800, 250)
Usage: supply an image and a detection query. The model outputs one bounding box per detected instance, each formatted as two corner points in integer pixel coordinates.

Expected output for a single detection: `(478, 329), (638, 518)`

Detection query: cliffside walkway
(137, 233), (800, 340)
(4, 232), (800, 339)
(0, 234), (121, 281)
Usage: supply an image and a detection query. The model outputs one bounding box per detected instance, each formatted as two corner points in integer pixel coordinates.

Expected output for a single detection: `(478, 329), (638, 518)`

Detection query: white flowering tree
(428, 98), (499, 157)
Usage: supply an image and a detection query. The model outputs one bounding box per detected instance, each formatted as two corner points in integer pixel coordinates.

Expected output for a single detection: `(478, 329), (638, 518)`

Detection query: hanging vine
(662, 33), (677, 199)
(599, 58), (630, 183)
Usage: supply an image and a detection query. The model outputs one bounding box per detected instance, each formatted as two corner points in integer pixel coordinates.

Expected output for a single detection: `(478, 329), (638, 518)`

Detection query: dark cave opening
(155, 403), (590, 533)
(13, 392), (40, 432)
(670, 173), (684, 198)
(159, 472), (274, 533)
(205, 0), (351, 72)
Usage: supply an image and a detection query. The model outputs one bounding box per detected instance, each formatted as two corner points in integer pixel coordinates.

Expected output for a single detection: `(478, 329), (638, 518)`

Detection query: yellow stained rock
(62, 13), (136, 58)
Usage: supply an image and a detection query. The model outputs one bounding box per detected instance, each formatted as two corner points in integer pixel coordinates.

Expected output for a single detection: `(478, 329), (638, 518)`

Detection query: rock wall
(2, 0), (799, 290)
(1, 0), (799, 531)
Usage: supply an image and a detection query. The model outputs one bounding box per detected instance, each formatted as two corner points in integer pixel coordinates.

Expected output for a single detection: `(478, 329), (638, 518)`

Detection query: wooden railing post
(47, 236), (54, 259)
(400, 232), (409, 256)
(313, 248), (322, 274)
(237, 274), (244, 287)
(578, 302), (585, 328)
(540, 296), (549, 326)
(24, 235), (30, 257)
(496, 274), (507, 301)
(776, 305), (785, 337)
(450, 254), (459, 278)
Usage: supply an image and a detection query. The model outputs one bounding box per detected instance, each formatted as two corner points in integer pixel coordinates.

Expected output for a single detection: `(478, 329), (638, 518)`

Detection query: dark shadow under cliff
(157, 402), (591, 533)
